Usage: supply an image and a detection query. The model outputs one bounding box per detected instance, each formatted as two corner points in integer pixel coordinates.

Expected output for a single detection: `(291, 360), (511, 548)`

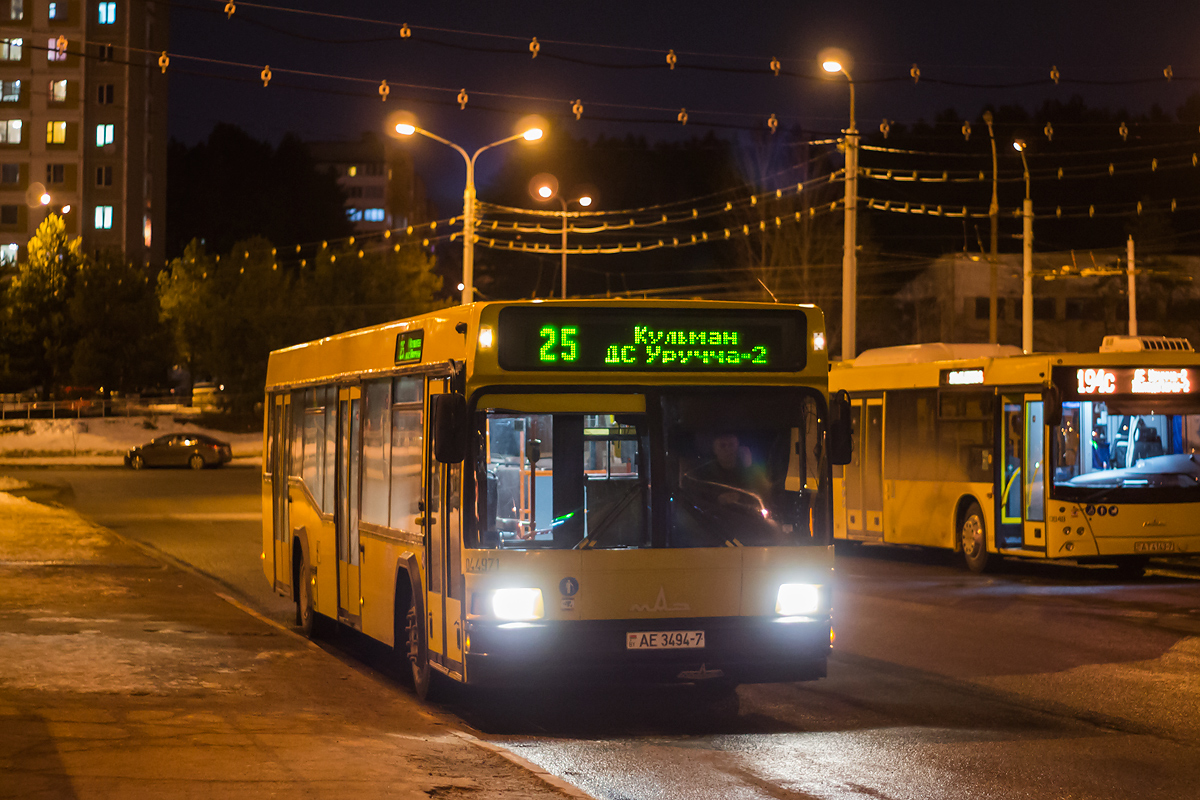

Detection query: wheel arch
(393, 553), (422, 650)
(290, 526), (310, 604)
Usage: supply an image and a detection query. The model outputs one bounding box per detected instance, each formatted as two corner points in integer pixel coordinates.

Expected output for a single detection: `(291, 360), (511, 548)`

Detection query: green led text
(538, 325), (578, 363)
(604, 326), (767, 367)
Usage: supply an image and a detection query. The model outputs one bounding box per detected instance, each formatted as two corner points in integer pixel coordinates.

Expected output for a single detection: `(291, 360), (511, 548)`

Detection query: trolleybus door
(337, 386), (363, 626)
(843, 398), (864, 536)
(863, 399), (885, 536)
(996, 395), (1025, 549)
(422, 379), (464, 672)
(1022, 394), (1046, 548)
(271, 393), (291, 592)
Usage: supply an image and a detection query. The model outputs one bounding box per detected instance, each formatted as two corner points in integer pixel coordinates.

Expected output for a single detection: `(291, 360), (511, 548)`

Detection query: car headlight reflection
(491, 588), (544, 621)
(776, 583), (820, 616)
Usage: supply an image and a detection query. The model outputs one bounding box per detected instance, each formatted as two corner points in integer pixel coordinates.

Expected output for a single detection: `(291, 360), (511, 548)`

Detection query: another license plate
(626, 630), (705, 650)
(1134, 541), (1175, 553)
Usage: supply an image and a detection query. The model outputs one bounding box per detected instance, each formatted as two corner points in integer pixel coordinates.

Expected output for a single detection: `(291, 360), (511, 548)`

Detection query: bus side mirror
(828, 390), (853, 466)
(1045, 385), (1062, 428)
(431, 393), (467, 463)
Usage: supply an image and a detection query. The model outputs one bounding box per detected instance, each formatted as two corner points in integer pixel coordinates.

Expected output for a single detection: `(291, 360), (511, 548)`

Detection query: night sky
(168, 0), (1200, 214)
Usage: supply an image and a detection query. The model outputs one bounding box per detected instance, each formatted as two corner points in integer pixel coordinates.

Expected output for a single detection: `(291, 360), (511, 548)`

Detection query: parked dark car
(125, 434), (233, 470)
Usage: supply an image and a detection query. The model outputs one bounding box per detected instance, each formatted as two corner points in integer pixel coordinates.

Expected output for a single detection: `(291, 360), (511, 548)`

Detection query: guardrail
(0, 399), (202, 420)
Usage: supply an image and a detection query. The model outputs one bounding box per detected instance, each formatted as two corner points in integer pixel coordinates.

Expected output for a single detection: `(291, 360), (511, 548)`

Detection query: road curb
(450, 730), (595, 799)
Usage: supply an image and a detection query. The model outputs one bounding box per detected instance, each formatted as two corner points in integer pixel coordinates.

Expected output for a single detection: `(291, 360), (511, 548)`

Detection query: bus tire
(406, 604), (435, 700)
(295, 548), (331, 639)
(959, 501), (992, 573)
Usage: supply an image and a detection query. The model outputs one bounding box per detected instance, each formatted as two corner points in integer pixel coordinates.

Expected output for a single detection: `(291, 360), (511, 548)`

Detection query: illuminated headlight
(478, 326), (494, 349)
(492, 588), (544, 621)
(776, 584), (820, 616)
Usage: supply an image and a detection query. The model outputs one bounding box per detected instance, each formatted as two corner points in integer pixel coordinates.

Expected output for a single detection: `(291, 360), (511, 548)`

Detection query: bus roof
(832, 341), (1200, 392)
(266, 299), (828, 391)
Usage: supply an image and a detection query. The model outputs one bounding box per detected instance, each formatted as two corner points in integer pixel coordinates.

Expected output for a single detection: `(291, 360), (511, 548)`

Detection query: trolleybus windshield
(471, 387), (829, 549)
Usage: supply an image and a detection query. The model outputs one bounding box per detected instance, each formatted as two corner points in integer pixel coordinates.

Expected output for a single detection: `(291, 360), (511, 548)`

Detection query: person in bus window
(689, 432), (771, 507)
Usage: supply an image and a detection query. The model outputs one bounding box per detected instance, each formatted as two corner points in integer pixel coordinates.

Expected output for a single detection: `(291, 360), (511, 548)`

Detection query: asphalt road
(5, 465), (1200, 799)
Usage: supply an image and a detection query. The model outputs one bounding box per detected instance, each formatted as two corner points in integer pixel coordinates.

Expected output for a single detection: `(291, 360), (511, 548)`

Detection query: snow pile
(0, 417), (262, 457)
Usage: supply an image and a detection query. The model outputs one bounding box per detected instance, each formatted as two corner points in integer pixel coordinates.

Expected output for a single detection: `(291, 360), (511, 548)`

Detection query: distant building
(307, 133), (433, 237)
(0, 0), (167, 267)
(897, 250), (1200, 353)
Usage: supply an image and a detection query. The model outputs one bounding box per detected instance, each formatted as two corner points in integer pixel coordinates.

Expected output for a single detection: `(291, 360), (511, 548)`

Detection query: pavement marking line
(214, 592), (322, 650)
(449, 730), (595, 800)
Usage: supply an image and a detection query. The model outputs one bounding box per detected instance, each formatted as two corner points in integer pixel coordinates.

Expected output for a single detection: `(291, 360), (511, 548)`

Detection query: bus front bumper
(462, 615), (831, 687)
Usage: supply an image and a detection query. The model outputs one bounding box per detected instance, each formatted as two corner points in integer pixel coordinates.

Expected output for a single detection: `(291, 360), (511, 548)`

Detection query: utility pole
(1127, 235), (1137, 336)
(1014, 140), (1033, 353)
(841, 86), (858, 361)
(984, 111), (999, 344)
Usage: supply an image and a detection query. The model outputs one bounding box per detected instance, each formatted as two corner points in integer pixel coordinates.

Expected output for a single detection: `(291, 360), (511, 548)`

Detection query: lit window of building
(363, 208), (385, 222)
(0, 243), (16, 265)
(46, 121), (66, 145)
(345, 208), (363, 222)
(0, 119), (22, 144)
(1, 38), (23, 61)
(47, 37), (66, 62)
(48, 1), (64, 20)
(95, 123), (114, 147)
(0, 80), (18, 102)
(48, 79), (66, 102)
(98, 2), (115, 24)
(94, 205), (113, 229)
(9, 1), (23, 21)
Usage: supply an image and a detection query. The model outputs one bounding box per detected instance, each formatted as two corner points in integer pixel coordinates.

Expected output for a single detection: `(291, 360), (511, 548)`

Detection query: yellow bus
(830, 336), (1200, 575)
(262, 299), (848, 698)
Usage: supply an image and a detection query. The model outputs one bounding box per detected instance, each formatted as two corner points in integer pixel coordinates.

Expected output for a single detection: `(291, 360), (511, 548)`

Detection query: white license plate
(626, 630), (705, 650)
(1134, 541), (1175, 553)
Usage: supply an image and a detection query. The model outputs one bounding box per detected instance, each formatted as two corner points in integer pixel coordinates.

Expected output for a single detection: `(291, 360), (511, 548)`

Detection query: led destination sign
(1062, 367), (1195, 398)
(496, 306), (807, 371)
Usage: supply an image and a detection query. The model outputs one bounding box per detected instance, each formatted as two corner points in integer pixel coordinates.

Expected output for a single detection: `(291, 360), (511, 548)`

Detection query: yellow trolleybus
(830, 336), (1200, 575)
(262, 300), (848, 696)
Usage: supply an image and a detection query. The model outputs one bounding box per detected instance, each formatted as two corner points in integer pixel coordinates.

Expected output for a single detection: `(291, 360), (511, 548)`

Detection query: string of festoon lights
(208, 0), (1198, 89)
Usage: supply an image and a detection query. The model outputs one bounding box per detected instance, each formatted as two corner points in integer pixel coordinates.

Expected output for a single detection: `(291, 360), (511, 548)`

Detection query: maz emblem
(631, 587), (690, 613)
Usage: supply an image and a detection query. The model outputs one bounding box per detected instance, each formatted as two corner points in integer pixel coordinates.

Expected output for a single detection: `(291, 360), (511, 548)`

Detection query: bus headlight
(776, 584), (820, 616)
(492, 588), (544, 621)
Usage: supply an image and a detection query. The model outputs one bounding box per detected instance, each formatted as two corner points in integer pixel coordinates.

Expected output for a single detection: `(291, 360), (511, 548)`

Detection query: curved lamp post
(392, 121), (543, 305)
(1013, 139), (1033, 353)
(822, 53), (858, 361)
(530, 174), (593, 298)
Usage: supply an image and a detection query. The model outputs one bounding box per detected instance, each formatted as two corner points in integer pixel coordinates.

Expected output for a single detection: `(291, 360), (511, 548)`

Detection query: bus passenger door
(1023, 394), (1046, 548)
(271, 394), (291, 592)
(337, 386), (363, 627)
(996, 395), (1024, 549)
(843, 398), (864, 537)
(423, 379), (463, 672)
(863, 399), (884, 536)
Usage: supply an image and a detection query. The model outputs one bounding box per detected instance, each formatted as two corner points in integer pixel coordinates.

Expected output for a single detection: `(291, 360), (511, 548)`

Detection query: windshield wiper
(578, 482), (645, 548)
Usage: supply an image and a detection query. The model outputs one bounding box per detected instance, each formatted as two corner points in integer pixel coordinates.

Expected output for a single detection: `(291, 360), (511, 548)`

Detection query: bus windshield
(1053, 399), (1200, 502)
(471, 387), (830, 549)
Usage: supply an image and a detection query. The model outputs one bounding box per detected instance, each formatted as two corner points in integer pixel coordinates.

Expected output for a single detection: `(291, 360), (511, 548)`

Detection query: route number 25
(539, 325), (578, 363)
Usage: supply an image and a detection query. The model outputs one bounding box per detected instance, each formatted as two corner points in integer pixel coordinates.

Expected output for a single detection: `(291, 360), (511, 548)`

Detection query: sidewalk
(0, 490), (575, 799)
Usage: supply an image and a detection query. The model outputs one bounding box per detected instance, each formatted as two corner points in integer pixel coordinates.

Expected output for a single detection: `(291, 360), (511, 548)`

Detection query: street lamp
(822, 51), (858, 361)
(530, 174), (593, 298)
(983, 110), (999, 344)
(1013, 139), (1033, 353)
(390, 116), (543, 305)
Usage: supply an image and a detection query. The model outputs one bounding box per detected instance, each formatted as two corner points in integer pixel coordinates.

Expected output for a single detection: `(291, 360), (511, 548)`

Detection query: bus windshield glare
(1054, 399), (1200, 501)
(471, 387), (830, 549)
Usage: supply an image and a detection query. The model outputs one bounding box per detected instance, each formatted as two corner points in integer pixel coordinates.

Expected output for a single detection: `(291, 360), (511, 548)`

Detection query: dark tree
(167, 124), (354, 258)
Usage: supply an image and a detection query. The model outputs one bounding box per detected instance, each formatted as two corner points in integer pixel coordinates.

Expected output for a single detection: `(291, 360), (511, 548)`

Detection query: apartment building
(0, 0), (166, 267)
(307, 133), (432, 237)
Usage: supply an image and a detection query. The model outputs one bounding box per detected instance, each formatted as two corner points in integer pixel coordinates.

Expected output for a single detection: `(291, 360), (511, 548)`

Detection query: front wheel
(959, 502), (994, 573)
(406, 605), (436, 700)
(129, 454), (144, 470)
(188, 454), (205, 470)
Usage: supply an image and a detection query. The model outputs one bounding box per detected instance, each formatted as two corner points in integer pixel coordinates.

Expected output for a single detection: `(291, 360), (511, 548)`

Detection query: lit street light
(821, 50), (858, 361)
(1013, 138), (1033, 353)
(390, 116), (543, 305)
(530, 173), (594, 298)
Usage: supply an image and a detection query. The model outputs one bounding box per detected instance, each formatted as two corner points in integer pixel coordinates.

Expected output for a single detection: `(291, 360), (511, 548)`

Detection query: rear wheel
(960, 502), (993, 573)
(188, 454), (205, 470)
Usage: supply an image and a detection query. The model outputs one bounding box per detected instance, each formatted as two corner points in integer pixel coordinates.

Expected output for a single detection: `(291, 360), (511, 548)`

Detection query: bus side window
(389, 379), (423, 534)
